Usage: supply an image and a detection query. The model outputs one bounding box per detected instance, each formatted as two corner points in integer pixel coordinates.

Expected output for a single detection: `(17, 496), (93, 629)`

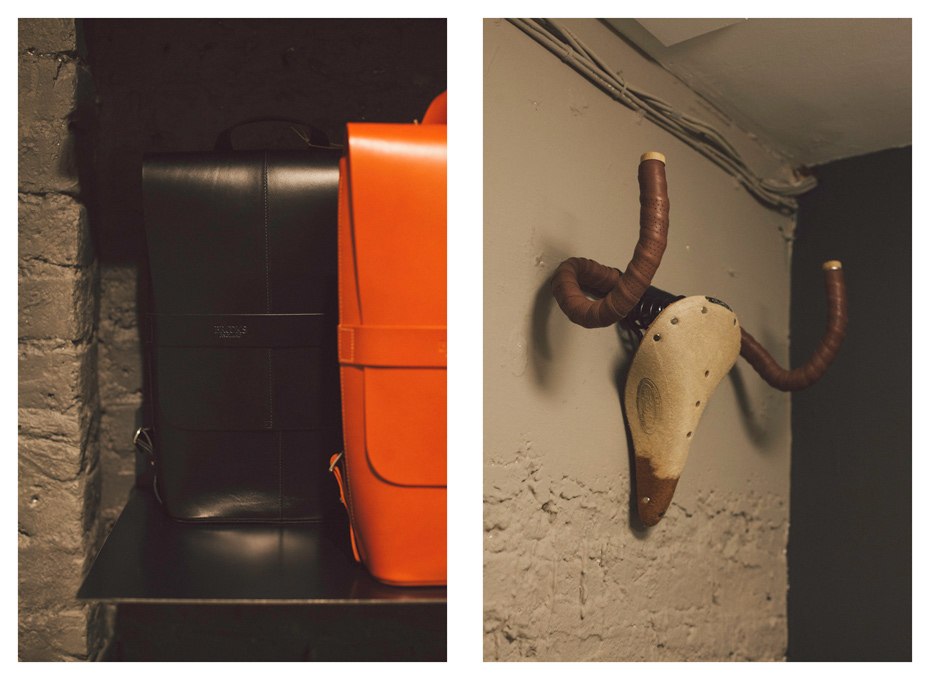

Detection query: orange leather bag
(330, 92), (447, 586)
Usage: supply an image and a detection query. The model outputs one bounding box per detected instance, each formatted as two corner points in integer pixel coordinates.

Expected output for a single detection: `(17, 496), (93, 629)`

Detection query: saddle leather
(624, 296), (741, 526)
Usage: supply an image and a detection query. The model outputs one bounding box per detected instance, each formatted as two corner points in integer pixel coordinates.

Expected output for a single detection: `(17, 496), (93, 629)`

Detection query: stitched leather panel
(142, 148), (343, 521)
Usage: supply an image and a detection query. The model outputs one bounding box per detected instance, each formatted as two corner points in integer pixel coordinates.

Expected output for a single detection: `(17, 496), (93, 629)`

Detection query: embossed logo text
(214, 325), (248, 339)
(636, 377), (662, 435)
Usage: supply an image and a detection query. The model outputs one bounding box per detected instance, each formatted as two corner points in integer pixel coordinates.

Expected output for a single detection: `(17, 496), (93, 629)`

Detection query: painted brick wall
(18, 18), (104, 661)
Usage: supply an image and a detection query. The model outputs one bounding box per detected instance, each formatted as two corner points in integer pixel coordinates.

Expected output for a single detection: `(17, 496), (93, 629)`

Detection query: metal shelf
(78, 486), (446, 604)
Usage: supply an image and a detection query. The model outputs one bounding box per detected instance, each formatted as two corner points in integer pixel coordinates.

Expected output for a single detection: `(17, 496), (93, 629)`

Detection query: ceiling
(604, 18), (912, 167)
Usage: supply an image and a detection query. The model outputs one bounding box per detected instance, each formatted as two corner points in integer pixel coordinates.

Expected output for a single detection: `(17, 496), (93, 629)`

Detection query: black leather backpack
(140, 121), (343, 522)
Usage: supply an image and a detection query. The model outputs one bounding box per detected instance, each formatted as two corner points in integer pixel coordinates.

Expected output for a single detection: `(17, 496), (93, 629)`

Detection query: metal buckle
(133, 426), (154, 461)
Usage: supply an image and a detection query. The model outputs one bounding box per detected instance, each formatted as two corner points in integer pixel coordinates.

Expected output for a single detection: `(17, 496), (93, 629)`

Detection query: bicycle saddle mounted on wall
(552, 152), (848, 526)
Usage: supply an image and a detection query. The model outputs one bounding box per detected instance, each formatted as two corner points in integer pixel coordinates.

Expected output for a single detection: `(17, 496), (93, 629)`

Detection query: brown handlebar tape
(552, 155), (669, 328)
(739, 263), (847, 391)
(551, 257), (623, 328)
(552, 153), (846, 391)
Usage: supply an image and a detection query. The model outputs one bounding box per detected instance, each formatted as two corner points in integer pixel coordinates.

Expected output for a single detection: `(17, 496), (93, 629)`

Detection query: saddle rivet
(701, 306), (707, 314)
(670, 318), (678, 325)
(643, 497), (651, 504)
(653, 334), (661, 341)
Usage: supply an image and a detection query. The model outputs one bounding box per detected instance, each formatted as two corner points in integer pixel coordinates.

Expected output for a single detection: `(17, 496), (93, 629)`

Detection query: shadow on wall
(525, 258), (654, 532)
(612, 325), (651, 536)
(525, 241), (572, 391)
(527, 277), (558, 385)
(728, 364), (770, 447)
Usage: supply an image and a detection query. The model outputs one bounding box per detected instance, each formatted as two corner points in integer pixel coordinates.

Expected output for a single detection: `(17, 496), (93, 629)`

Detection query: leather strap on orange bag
(338, 325), (446, 368)
(328, 452), (360, 561)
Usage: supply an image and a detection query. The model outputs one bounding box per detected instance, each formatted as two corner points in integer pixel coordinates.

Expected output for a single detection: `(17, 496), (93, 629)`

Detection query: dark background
(82, 18), (447, 264)
(788, 146), (911, 661)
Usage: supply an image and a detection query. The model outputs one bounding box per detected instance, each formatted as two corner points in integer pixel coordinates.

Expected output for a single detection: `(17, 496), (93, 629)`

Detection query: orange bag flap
(363, 367), (446, 487)
(343, 118), (447, 488)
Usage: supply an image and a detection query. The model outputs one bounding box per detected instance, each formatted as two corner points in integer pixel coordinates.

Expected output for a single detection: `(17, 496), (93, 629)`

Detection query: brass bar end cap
(822, 260), (843, 270)
(640, 151), (666, 164)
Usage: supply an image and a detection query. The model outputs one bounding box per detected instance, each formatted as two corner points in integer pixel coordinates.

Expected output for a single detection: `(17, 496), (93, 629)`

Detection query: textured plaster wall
(483, 19), (796, 661)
